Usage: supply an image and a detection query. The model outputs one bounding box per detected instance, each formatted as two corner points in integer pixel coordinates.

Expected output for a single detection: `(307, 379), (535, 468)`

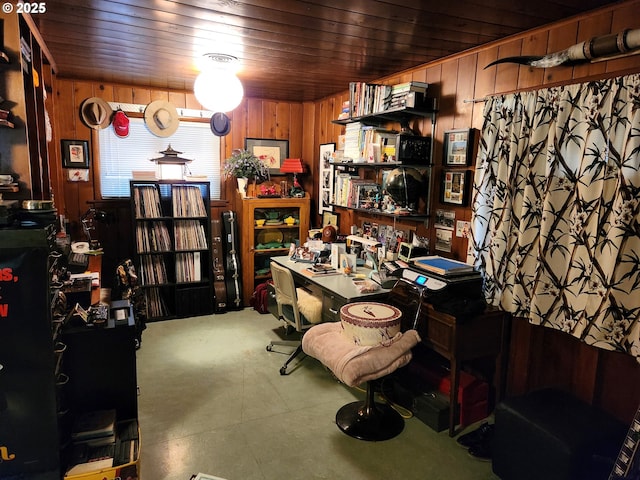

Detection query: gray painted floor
(136, 309), (500, 480)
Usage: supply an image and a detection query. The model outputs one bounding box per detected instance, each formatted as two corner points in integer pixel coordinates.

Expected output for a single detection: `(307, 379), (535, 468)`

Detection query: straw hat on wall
(144, 100), (179, 137)
(80, 97), (112, 130)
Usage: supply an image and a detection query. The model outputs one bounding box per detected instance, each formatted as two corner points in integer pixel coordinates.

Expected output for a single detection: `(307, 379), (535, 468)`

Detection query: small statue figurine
(290, 177), (304, 197)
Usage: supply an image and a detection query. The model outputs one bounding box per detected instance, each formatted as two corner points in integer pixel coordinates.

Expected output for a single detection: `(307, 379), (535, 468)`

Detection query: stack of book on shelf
(337, 100), (351, 120)
(388, 81), (429, 110)
(65, 413), (140, 477)
(349, 82), (393, 117)
(333, 176), (381, 209)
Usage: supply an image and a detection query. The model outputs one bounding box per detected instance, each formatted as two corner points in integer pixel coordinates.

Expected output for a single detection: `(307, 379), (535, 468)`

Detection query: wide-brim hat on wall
(80, 97), (113, 130)
(144, 100), (179, 137)
(210, 112), (231, 136)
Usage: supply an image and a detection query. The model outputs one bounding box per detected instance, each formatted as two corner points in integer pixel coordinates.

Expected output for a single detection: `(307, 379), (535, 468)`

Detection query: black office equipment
(68, 251), (89, 273)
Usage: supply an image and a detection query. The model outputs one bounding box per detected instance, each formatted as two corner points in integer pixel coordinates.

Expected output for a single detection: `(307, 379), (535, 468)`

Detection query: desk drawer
(322, 293), (345, 323)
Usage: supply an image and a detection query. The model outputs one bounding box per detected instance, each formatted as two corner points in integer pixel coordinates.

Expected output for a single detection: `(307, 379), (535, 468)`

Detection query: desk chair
(267, 261), (322, 375)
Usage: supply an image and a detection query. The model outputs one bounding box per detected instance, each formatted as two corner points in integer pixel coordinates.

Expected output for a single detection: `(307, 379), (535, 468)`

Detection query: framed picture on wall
(61, 139), (90, 168)
(441, 169), (471, 206)
(319, 143), (335, 213)
(443, 128), (477, 166)
(245, 138), (289, 175)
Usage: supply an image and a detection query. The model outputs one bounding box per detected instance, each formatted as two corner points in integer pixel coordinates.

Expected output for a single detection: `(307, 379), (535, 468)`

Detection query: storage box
(413, 390), (451, 432)
(391, 378), (451, 432)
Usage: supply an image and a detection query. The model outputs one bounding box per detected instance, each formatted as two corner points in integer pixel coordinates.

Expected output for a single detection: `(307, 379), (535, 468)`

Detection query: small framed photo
(61, 139), (90, 168)
(443, 128), (476, 166)
(322, 211), (339, 228)
(441, 169), (471, 206)
(245, 138), (289, 175)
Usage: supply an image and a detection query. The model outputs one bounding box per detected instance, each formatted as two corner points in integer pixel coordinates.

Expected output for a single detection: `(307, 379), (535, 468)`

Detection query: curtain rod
(463, 97), (488, 103)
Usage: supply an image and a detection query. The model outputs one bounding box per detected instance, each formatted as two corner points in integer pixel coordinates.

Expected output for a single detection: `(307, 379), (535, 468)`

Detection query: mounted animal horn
(485, 28), (640, 69)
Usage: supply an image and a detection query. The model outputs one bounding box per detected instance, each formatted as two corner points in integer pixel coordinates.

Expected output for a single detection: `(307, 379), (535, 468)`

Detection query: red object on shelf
(406, 359), (489, 428)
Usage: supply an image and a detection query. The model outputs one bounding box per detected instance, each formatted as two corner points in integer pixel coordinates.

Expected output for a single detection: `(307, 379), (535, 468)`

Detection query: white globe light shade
(193, 69), (244, 113)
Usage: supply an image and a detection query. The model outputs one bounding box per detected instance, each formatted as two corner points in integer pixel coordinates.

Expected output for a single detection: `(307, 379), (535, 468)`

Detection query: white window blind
(98, 118), (221, 199)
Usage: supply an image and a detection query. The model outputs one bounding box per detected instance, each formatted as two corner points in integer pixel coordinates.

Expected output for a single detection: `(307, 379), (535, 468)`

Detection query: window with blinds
(98, 118), (221, 199)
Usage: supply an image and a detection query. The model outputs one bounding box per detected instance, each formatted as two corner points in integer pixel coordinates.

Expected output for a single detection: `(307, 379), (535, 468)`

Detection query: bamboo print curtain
(470, 74), (640, 361)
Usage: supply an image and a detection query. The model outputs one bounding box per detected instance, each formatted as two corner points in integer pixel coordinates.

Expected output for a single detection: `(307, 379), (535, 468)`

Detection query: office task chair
(267, 261), (322, 375)
(302, 303), (420, 441)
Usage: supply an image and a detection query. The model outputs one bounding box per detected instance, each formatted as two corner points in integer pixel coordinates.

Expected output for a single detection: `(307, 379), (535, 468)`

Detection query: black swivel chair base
(335, 380), (404, 441)
(266, 341), (306, 375)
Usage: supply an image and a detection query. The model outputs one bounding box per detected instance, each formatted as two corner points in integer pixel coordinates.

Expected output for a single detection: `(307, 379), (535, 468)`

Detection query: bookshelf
(130, 180), (214, 321)
(329, 81), (438, 223)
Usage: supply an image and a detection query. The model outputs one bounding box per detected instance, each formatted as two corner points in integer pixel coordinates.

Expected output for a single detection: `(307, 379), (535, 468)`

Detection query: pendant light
(193, 53), (244, 113)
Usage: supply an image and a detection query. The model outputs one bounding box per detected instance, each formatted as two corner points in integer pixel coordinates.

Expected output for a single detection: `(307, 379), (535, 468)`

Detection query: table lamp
(280, 158), (305, 197)
(150, 145), (193, 180)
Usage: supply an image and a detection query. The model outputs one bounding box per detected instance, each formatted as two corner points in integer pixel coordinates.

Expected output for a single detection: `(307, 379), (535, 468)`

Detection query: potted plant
(223, 149), (269, 198)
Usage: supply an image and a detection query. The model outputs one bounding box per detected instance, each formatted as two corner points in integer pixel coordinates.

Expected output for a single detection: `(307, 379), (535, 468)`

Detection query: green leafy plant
(223, 149), (269, 180)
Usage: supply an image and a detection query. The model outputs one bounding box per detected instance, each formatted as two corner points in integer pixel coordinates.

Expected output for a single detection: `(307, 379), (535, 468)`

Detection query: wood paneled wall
(51, 82), (312, 226)
(314, 0), (640, 263)
(48, 0), (640, 422)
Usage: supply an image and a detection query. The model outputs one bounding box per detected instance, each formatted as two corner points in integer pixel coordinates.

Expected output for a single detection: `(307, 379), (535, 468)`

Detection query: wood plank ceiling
(32, 0), (622, 103)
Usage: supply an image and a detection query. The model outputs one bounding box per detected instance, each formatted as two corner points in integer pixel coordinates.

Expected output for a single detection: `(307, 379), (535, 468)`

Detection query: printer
(387, 264), (485, 333)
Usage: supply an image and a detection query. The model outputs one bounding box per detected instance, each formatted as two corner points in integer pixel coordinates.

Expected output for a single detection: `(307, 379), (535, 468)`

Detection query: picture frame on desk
(61, 139), (90, 168)
(245, 138), (289, 175)
(441, 169), (471, 206)
(443, 128), (476, 166)
(322, 211), (339, 228)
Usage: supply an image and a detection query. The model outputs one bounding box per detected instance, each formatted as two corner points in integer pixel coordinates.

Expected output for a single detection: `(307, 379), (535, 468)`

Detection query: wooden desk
(272, 256), (510, 436)
(270, 256), (390, 322)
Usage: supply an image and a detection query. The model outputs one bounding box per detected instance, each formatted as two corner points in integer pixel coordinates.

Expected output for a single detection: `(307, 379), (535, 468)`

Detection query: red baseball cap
(113, 109), (129, 138)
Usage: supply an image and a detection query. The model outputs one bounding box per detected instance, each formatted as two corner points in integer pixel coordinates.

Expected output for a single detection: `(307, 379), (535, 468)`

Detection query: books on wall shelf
(347, 81), (430, 120)
(412, 256), (475, 276)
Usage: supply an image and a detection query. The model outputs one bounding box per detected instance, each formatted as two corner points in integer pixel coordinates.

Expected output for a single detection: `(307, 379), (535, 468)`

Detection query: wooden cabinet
(130, 180), (214, 321)
(238, 194), (310, 305)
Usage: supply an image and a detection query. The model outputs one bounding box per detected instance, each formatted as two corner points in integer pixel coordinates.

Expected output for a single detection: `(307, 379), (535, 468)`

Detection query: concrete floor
(136, 309), (500, 480)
